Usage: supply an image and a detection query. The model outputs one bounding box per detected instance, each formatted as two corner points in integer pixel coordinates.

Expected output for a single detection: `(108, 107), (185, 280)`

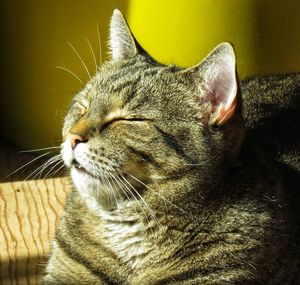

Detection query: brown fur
(44, 10), (300, 284)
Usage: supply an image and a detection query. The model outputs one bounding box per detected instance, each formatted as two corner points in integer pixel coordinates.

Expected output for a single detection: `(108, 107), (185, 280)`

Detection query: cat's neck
(90, 195), (169, 269)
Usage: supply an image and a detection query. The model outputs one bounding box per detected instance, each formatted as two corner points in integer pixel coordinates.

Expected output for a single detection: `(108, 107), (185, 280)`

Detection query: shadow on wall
(0, 0), (129, 149)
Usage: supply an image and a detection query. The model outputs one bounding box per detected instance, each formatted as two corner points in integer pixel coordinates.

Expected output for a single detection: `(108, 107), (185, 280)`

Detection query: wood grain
(0, 142), (71, 285)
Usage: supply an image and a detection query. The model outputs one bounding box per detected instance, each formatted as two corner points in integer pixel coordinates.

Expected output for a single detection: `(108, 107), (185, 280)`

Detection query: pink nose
(68, 133), (87, 149)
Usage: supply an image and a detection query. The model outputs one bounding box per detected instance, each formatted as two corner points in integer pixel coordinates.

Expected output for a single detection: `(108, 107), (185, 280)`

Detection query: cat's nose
(67, 119), (91, 149)
(68, 133), (88, 149)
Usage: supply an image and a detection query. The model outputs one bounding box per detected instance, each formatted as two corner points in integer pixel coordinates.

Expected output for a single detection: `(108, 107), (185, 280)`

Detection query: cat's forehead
(95, 58), (167, 91)
(79, 57), (181, 104)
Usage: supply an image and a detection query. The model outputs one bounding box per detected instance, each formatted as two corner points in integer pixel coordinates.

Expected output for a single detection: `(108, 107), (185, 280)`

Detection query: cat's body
(242, 73), (300, 172)
(44, 10), (300, 284)
(45, 150), (300, 285)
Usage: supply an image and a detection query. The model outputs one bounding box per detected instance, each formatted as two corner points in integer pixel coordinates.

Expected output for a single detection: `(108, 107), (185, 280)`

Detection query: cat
(242, 73), (300, 172)
(44, 9), (300, 284)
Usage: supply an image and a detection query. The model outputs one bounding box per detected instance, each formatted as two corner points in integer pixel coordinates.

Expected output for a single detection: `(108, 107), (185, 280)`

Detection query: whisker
(43, 159), (64, 179)
(101, 173), (114, 207)
(47, 162), (66, 179)
(127, 173), (196, 221)
(106, 174), (126, 222)
(119, 173), (170, 240)
(13, 163), (50, 189)
(107, 172), (132, 206)
(116, 174), (157, 224)
(107, 172), (141, 220)
(185, 154), (220, 166)
(97, 23), (103, 65)
(19, 146), (60, 153)
(105, 163), (149, 221)
(108, 174), (123, 204)
(12, 159), (64, 192)
(38, 155), (62, 179)
(12, 154), (62, 186)
(104, 174), (120, 210)
(2, 152), (51, 181)
(117, 174), (153, 225)
(56, 167), (68, 178)
(25, 154), (62, 182)
(55, 66), (84, 84)
(117, 176), (157, 237)
(27, 164), (50, 182)
(68, 42), (92, 80)
(86, 37), (97, 72)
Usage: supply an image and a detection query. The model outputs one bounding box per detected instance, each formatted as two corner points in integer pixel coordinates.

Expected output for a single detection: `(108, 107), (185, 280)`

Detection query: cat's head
(61, 9), (244, 209)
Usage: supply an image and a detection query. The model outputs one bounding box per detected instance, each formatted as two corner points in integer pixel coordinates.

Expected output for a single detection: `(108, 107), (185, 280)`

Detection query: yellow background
(1, 0), (300, 149)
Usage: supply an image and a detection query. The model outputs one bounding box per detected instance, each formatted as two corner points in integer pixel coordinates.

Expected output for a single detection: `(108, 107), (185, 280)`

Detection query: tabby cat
(44, 9), (300, 284)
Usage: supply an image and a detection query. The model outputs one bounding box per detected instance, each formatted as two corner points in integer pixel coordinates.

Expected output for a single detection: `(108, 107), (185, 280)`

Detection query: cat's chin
(70, 166), (120, 210)
(72, 162), (97, 178)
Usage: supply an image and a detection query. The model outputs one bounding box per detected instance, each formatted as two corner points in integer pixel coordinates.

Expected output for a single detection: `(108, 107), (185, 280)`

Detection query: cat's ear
(109, 9), (138, 61)
(183, 43), (238, 126)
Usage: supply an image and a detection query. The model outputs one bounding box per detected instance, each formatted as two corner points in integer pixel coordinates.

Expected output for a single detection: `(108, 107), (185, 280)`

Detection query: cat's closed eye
(100, 117), (149, 131)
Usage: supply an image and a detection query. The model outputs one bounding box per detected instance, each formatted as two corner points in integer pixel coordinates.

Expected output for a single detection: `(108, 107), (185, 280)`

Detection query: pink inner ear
(189, 42), (237, 126)
(214, 96), (237, 125)
(207, 67), (237, 126)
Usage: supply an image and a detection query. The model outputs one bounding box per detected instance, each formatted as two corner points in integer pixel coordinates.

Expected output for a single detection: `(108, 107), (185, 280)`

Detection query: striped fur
(44, 9), (300, 284)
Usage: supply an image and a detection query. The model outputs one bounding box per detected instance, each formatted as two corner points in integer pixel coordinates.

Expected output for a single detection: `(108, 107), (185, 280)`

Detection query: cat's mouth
(72, 159), (97, 178)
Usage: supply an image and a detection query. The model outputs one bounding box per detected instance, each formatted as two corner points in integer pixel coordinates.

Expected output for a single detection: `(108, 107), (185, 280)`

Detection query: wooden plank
(0, 142), (70, 285)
